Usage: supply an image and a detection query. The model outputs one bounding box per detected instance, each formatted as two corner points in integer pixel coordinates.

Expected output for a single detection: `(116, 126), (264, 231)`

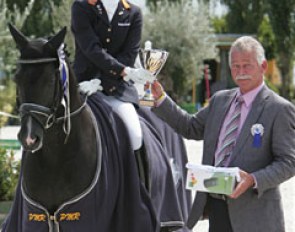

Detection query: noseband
(19, 103), (56, 129)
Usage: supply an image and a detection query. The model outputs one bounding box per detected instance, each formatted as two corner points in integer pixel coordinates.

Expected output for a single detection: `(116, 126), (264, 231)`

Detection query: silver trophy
(138, 41), (169, 107)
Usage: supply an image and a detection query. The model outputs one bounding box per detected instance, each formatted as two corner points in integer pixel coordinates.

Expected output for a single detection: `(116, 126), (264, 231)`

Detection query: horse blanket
(1, 92), (191, 232)
(138, 107), (192, 232)
(1, 93), (157, 232)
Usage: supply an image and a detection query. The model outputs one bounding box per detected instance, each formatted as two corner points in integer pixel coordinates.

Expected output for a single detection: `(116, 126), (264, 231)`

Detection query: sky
(130, 0), (227, 17)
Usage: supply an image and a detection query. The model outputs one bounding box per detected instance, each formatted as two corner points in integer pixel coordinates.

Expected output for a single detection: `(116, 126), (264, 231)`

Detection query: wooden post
(192, 77), (196, 105)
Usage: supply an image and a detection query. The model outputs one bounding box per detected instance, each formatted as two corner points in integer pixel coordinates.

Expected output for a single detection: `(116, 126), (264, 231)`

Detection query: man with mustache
(150, 36), (295, 232)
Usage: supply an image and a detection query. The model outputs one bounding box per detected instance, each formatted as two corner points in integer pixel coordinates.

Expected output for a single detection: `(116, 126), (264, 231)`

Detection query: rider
(71, 0), (153, 151)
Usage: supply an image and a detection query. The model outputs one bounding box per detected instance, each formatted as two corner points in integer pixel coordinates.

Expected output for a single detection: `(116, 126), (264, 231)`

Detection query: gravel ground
(185, 139), (295, 232)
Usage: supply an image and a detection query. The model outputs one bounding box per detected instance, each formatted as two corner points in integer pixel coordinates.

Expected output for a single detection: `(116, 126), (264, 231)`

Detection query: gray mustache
(236, 75), (251, 80)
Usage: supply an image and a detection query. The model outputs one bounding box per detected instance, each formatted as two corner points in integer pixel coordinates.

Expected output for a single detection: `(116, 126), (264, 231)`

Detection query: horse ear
(46, 27), (67, 51)
(8, 23), (28, 50)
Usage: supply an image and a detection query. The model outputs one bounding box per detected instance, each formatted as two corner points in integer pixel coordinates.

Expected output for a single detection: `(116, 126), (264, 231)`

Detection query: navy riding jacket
(71, 0), (142, 105)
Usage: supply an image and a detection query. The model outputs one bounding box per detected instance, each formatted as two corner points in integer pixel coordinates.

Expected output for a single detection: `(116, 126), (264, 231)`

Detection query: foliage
(50, 0), (75, 61)
(211, 16), (228, 33)
(208, 0), (295, 100)
(179, 102), (198, 113)
(267, 0), (295, 99)
(217, 0), (267, 34)
(257, 15), (275, 60)
(0, 80), (16, 127)
(208, 0), (276, 64)
(0, 0), (34, 78)
(0, 0), (33, 126)
(142, 0), (217, 98)
(0, 148), (20, 201)
(264, 78), (279, 94)
(6, 0), (60, 37)
(146, 0), (181, 7)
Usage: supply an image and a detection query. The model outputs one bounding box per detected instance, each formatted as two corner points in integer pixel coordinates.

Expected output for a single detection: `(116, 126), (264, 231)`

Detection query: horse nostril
(26, 136), (36, 146)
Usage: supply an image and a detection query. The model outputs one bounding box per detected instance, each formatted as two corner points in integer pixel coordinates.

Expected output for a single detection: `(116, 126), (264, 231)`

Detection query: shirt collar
(100, 0), (130, 9)
(237, 82), (264, 108)
(101, 0), (119, 9)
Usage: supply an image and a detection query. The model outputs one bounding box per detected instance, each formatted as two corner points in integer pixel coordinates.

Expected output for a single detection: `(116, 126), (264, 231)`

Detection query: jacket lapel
(230, 85), (270, 164)
(111, 1), (130, 26)
(91, 2), (110, 25)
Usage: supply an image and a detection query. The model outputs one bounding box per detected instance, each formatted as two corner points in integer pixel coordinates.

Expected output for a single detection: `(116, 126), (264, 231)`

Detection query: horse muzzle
(18, 115), (44, 152)
(18, 103), (54, 152)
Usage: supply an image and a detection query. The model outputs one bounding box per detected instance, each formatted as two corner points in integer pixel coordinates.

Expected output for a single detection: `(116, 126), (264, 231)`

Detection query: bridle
(17, 55), (87, 143)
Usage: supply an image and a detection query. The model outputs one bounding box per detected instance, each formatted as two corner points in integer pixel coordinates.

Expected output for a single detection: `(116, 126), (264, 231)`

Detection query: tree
(209, 0), (295, 99)
(257, 15), (276, 60)
(6, 0), (60, 36)
(268, 0), (295, 99)
(216, 0), (267, 34)
(0, 0), (33, 126)
(146, 0), (181, 7)
(142, 0), (217, 99)
(0, 0), (34, 78)
(0, 148), (20, 201)
(50, 0), (75, 60)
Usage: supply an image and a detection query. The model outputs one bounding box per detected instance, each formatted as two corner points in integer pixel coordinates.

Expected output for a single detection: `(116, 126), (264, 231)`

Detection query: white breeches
(104, 96), (142, 150)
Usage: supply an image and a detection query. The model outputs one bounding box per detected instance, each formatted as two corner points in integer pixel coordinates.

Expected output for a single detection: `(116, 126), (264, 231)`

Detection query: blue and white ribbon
(251, 124), (264, 148)
(58, 44), (71, 143)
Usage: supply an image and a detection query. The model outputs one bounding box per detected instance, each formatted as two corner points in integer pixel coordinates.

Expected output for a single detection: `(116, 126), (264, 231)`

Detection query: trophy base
(139, 99), (155, 107)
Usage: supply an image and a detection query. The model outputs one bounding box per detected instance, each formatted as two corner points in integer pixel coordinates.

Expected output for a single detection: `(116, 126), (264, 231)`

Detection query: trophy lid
(144, 41), (152, 50)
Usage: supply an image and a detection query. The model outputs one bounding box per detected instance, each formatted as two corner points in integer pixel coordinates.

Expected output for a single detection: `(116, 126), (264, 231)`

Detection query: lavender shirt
(215, 82), (265, 165)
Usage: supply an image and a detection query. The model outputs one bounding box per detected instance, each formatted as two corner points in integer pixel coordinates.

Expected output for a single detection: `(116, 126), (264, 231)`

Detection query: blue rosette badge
(251, 124), (264, 148)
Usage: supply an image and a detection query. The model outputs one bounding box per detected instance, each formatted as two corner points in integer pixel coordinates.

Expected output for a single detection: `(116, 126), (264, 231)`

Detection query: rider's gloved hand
(78, 79), (103, 96)
(123, 67), (154, 85)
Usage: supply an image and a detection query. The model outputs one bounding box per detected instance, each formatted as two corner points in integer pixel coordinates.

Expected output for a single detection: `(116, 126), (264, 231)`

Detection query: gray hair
(229, 36), (266, 67)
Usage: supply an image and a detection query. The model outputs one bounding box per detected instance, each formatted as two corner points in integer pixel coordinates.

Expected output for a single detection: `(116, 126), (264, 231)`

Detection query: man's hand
(150, 80), (165, 100)
(123, 67), (154, 84)
(229, 169), (255, 199)
(78, 79), (103, 96)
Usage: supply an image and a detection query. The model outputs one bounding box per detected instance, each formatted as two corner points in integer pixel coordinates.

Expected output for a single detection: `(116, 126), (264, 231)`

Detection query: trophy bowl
(138, 41), (169, 107)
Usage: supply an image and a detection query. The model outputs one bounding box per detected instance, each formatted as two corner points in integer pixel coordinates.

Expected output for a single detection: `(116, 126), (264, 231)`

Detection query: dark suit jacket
(153, 86), (295, 232)
(71, 0), (142, 104)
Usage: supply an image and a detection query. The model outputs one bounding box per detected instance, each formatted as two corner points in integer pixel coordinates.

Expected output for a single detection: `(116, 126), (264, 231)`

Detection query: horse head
(9, 24), (67, 152)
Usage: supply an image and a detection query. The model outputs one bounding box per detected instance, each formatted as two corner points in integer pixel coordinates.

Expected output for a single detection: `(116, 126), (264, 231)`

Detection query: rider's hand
(123, 67), (154, 85)
(78, 79), (103, 96)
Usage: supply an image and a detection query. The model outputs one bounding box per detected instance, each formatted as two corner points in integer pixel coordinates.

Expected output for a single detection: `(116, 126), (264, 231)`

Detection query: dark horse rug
(2, 93), (191, 232)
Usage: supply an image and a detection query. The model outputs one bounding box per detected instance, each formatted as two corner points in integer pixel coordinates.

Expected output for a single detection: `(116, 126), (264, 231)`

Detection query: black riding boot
(134, 144), (150, 192)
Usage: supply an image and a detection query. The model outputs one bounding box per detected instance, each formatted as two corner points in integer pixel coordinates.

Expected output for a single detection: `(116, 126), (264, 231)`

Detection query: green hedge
(179, 103), (199, 114)
(0, 147), (20, 201)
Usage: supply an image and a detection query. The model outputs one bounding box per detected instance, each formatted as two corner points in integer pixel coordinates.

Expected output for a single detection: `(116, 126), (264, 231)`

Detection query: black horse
(1, 25), (191, 232)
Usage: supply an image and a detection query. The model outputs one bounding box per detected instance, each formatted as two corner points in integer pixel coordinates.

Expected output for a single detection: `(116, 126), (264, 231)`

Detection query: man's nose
(237, 67), (247, 75)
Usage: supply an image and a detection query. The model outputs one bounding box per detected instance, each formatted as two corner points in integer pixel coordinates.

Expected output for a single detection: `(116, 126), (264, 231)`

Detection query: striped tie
(215, 96), (244, 167)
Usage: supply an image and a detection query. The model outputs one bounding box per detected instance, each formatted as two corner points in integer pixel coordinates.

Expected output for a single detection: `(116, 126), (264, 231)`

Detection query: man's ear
(261, 60), (268, 73)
